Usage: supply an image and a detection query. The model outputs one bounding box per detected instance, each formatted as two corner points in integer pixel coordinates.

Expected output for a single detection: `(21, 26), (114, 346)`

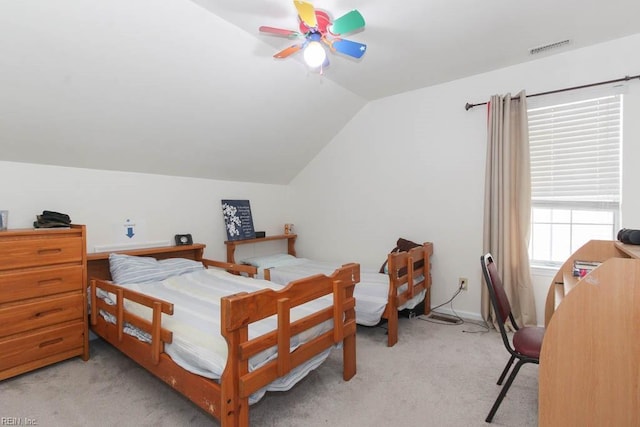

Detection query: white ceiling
(2, 0), (639, 184)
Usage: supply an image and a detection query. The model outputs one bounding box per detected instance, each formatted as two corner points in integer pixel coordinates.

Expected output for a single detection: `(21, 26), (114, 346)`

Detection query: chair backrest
(481, 253), (513, 326)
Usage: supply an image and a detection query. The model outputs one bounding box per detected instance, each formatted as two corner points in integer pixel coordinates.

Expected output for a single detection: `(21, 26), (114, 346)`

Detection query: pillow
(109, 253), (204, 284)
(240, 253), (299, 269)
(379, 238), (423, 274)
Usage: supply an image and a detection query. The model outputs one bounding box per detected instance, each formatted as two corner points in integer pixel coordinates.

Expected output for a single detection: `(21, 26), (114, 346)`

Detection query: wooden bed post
(287, 235), (297, 257)
(334, 279), (357, 380)
(386, 305), (399, 347)
(220, 297), (249, 427)
(330, 264), (358, 378)
(422, 242), (434, 316)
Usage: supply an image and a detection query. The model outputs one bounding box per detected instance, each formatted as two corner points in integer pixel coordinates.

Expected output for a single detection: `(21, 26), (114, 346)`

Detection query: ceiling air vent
(529, 39), (571, 55)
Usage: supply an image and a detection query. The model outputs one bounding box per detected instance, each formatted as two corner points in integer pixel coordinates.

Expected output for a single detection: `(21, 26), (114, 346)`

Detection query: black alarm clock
(175, 234), (193, 246)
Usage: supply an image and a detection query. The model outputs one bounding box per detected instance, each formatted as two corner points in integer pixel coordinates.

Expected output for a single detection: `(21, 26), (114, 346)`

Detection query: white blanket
(98, 268), (335, 404)
(261, 258), (425, 326)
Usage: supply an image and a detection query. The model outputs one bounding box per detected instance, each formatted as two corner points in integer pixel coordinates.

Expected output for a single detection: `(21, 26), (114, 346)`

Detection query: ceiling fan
(259, 0), (366, 70)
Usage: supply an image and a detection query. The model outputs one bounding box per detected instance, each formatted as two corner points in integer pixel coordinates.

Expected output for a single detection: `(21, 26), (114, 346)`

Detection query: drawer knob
(37, 278), (63, 286)
(39, 337), (63, 348)
(34, 308), (64, 318)
(37, 248), (63, 255)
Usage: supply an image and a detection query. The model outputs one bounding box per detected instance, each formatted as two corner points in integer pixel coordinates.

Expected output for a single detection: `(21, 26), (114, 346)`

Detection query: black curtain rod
(464, 73), (640, 111)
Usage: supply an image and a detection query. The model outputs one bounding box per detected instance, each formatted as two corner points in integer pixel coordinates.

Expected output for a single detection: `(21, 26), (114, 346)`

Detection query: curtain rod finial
(465, 102), (473, 111)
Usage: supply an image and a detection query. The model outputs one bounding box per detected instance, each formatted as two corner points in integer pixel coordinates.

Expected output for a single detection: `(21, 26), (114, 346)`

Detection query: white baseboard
(430, 306), (484, 322)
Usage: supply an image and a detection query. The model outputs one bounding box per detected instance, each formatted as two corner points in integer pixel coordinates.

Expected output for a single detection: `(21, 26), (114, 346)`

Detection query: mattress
(260, 258), (425, 326)
(97, 268), (335, 404)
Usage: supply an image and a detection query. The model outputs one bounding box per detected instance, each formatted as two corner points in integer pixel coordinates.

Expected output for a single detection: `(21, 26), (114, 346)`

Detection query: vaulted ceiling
(2, 1), (639, 184)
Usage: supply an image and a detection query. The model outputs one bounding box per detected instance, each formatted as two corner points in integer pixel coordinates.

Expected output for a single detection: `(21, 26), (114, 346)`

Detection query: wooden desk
(539, 240), (640, 426)
(224, 234), (296, 263)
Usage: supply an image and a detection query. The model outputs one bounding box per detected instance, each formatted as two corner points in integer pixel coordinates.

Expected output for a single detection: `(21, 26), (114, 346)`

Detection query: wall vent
(529, 39), (571, 55)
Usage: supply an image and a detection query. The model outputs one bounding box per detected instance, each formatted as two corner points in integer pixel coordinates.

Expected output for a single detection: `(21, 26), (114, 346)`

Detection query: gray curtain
(482, 91), (537, 328)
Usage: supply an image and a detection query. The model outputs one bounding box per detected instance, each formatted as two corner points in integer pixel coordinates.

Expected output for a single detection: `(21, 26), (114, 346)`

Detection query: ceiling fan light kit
(304, 40), (327, 68)
(259, 0), (366, 71)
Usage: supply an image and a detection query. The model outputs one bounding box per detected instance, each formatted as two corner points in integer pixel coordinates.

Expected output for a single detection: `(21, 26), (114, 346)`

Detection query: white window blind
(528, 95), (621, 204)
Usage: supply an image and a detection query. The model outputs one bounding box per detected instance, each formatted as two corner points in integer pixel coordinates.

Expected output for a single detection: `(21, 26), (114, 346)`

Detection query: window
(528, 94), (622, 266)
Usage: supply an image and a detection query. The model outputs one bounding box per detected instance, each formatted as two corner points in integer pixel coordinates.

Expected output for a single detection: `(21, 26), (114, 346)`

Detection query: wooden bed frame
(87, 244), (358, 427)
(224, 236), (434, 347)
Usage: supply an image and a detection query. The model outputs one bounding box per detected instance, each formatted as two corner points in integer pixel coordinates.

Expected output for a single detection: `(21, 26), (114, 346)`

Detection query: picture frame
(221, 199), (256, 241)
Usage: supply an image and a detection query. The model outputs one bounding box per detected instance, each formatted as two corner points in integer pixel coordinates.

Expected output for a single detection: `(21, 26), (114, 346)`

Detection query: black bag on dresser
(33, 210), (72, 228)
(617, 228), (640, 245)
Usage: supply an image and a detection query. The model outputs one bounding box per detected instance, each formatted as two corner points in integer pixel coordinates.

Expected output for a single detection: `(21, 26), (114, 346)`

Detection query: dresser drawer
(0, 322), (84, 373)
(0, 294), (84, 338)
(0, 237), (83, 271)
(0, 265), (83, 304)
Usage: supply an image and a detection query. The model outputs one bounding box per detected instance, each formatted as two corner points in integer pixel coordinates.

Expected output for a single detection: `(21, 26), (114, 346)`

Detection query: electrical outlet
(459, 277), (468, 291)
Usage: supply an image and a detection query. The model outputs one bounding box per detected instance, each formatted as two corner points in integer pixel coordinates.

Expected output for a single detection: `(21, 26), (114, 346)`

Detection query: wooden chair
(480, 253), (544, 423)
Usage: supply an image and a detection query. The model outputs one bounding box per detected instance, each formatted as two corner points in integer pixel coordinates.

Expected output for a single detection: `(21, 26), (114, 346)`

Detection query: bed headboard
(224, 234), (297, 263)
(86, 244), (206, 284)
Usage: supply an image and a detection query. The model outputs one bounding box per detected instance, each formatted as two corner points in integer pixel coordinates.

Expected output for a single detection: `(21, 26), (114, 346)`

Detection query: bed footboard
(220, 263), (359, 427)
(385, 242), (434, 346)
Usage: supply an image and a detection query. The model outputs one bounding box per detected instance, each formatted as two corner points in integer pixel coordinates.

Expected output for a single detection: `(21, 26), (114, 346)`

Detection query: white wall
(2, 35), (639, 325)
(0, 161), (291, 261)
(289, 34), (640, 325)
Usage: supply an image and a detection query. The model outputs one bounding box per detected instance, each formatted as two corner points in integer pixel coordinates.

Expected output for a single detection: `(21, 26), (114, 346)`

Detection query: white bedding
(97, 268), (335, 404)
(256, 258), (425, 326)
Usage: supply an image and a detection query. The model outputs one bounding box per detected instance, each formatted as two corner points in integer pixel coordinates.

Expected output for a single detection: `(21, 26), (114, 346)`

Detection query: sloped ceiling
(2, 0), (639, 184)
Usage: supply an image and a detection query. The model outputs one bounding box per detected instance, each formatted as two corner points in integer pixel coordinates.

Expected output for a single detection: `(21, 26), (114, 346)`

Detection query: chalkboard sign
(221, 199), (256, 241)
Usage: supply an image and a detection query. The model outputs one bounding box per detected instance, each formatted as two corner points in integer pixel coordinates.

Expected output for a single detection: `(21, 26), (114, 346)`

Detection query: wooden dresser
(0, 225), (89, 380)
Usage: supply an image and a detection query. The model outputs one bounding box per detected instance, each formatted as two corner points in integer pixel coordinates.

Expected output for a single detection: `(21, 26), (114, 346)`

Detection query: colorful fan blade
(259, 26), (300, 37)
(332, 39), (367, 59)
(329, 10), (365, 35)
(293, 0), (317, 28)
(274, 44), (302, 59)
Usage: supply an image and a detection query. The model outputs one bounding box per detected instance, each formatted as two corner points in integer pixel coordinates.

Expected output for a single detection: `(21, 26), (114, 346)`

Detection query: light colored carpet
(0, 316), (538, 427)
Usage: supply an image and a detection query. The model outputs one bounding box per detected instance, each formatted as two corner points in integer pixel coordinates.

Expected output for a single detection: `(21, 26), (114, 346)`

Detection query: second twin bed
(227, 236), (434, 347)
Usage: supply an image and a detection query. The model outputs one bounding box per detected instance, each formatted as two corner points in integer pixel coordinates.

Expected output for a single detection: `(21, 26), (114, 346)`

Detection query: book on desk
(572, 260), (602, 277)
